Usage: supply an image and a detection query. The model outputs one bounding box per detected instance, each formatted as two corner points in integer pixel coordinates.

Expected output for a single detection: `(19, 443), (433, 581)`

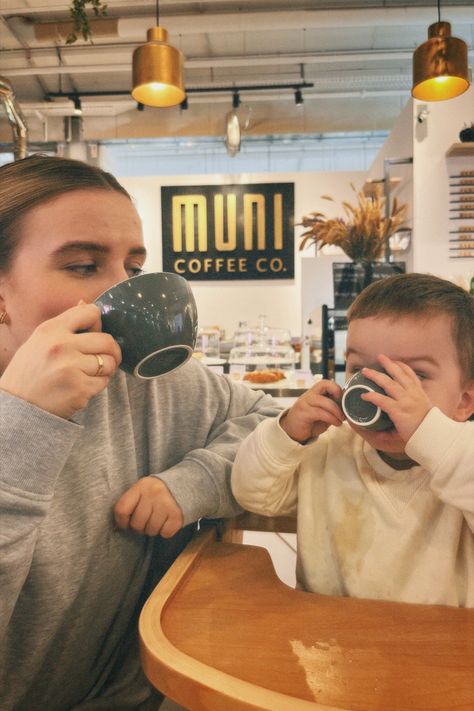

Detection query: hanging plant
(66, 0), (108, 44)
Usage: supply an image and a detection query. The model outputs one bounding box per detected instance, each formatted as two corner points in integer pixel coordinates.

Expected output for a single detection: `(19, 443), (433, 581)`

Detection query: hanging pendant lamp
(412, 1), (469, 102)
(225, 92), (241, 156)
(131, 0), (185, 108)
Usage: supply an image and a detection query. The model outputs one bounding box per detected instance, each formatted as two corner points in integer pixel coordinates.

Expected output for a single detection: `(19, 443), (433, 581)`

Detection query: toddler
(231, 273), (474, 606)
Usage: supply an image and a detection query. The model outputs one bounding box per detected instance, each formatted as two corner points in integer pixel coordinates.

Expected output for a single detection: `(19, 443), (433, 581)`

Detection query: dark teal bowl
(95, 272), (198, 379)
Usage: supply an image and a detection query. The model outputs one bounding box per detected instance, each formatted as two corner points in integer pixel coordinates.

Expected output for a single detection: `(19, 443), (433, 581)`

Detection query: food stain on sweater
(332, 494), (375, 578)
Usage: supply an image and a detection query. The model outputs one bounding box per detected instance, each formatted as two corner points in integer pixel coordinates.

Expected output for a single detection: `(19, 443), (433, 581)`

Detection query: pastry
(243, 369), (286, 384)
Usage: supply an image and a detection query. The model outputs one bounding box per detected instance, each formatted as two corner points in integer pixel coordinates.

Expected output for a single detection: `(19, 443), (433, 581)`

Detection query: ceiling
(0, 1), (473, 147)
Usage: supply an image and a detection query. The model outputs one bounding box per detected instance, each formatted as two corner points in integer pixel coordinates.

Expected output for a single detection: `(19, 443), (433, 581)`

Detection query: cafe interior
(1, 1), (473, 709)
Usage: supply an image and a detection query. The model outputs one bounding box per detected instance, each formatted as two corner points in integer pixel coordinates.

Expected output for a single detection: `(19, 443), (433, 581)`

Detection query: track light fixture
(180, 97), (189, 110)
(412, 0), (469, 101)
(131, 0), (186, 108)
(294, 89), (303, 106)
(48, 82), (315, 115)
(72, 94), (82, 116)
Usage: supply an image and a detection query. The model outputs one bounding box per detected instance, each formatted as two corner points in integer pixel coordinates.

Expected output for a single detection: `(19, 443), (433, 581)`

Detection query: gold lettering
(172, 195), (208, 252)
(172, 256), (255, 275)
(188, 258), (202, 274)
(256, 257), (268, 272)
(270, 257), (284, 272)
(244, 194), (265, 250)
(273, 193), (283, 250)
(214, 194), (237, 251)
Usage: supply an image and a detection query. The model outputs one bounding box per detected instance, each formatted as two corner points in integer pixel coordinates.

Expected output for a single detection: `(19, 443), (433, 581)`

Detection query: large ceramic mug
(341, 365), (393, 431)
(95, 272), (198, 379)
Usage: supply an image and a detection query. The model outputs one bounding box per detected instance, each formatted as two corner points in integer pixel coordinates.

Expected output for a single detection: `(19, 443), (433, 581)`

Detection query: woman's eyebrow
(129, 246), (147, 257)
(52, 241), (110, 256)
(52, 242), (147, 258)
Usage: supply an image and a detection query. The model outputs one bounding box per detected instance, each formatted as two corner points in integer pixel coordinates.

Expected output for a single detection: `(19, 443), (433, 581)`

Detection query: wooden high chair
(139, 513), (474, 711)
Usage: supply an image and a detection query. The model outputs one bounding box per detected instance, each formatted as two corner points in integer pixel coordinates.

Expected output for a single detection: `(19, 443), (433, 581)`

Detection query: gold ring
(94, 354), (105, 377)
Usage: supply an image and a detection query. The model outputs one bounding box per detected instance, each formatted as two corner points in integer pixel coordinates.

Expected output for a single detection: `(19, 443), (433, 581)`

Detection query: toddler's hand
(280, 378), (344, 443)
(361, 354), (433, 442)
(114, 477), (184, 538)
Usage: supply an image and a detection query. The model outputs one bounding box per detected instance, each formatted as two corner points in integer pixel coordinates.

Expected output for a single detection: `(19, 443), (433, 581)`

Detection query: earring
(0, 311), (8, 325)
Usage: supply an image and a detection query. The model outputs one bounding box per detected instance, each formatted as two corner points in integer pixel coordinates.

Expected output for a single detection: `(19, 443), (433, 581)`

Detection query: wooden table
(139, 525), (474, 711)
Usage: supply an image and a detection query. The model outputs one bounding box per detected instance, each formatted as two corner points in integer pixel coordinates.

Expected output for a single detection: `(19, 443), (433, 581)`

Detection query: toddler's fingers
(375, 355), (417, 386)
(159, 512), (183, 538)
(114, 486), (140, 529)
(128, 498), (154, 533)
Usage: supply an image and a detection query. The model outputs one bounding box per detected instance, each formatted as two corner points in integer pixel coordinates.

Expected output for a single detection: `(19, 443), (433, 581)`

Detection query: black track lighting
(294, 89), (303, 106)
(72, 95), (82, 115)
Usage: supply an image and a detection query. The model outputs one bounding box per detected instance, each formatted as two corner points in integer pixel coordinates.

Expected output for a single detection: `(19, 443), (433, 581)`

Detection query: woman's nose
(94, 267), (130, 300)
(110, 265), (131, 285)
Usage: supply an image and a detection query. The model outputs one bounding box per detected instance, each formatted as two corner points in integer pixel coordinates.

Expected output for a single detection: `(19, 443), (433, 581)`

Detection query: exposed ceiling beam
(4, 0), (468, 12)
(2, 4), (473, 21)
(2, 49), (421, 77)
(3, 7), (474, 44)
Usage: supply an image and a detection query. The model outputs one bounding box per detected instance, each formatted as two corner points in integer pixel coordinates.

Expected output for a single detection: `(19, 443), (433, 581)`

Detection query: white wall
(365, 100), (413, 183)
(121, 171), (364, 338)
(367, 87), (474, 289)
(412, 86), (474, 288)
(365, 99), (414, 271)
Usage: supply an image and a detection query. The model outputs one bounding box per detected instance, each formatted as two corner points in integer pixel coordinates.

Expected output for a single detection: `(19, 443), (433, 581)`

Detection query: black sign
(161, 183), (295, 280)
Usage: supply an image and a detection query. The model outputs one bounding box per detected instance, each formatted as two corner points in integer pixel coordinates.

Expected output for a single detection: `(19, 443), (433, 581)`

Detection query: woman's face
(0, 188), (146, 368)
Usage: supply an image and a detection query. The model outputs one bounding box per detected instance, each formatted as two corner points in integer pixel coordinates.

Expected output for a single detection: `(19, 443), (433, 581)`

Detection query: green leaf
(67, 0), (108, 44)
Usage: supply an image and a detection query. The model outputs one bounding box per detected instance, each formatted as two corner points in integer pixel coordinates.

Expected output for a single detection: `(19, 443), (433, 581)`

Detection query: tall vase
(332, 261), (405, 310)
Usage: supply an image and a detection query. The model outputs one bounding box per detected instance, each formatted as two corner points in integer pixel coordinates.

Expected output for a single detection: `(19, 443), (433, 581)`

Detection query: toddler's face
(344, 313), (472, 456)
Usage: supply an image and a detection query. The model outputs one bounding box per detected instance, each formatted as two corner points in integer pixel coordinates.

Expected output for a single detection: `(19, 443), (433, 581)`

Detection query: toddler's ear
(456, 381), (474, 422)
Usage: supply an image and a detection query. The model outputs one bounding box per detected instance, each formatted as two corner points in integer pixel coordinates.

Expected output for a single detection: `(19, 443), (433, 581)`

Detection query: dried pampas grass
(298, 185), (407, 262)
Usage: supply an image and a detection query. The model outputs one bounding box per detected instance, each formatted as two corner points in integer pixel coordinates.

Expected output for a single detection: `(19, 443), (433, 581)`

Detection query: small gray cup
(341, 366), (393, 431)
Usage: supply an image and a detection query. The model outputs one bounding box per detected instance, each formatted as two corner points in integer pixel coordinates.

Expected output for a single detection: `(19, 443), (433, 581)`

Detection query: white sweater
(231, 407), (474, 606)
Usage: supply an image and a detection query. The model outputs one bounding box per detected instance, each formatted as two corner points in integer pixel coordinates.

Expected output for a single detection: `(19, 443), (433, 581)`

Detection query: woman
(0, 155), (280, 711)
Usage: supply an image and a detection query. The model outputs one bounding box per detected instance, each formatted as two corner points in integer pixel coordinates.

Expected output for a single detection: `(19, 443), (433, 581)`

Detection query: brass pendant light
(131, 0), (185, 108)
(412, 1), (470, 102)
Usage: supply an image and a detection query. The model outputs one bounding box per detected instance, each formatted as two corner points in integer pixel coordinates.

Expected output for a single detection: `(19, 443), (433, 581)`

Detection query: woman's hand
(280, 378), (345, 443)
(0, 302), (122, 419)
(114, 477), (184, 538)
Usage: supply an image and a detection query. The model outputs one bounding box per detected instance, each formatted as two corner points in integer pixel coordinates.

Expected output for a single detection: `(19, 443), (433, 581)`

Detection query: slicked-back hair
(0, 154), (131, 273)
(347, 272), (474, 382)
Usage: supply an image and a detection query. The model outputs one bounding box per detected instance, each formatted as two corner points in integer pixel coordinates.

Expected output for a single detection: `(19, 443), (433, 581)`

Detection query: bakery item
(243, 369), (286, 384)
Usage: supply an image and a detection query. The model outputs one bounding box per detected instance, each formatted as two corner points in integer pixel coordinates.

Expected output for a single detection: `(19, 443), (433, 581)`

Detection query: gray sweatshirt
(0, 359), (280, 711)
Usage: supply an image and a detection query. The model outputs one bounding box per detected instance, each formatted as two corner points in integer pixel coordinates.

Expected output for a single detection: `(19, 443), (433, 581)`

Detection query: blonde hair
(0, 154), (130, 273)
(347, 272), (474, 382)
